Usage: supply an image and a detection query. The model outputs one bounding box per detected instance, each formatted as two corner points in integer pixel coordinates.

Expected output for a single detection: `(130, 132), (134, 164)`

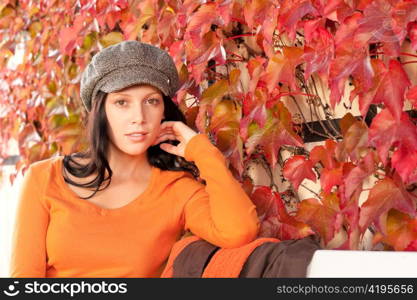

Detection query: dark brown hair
(62, 90), (200, 200)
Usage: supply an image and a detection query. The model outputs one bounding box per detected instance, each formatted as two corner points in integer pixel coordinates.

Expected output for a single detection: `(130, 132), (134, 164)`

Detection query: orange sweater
(10, 133), (260, 278)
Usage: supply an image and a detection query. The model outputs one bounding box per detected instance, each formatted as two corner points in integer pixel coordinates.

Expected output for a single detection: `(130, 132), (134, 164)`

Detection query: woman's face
(105, 84), (165, 156)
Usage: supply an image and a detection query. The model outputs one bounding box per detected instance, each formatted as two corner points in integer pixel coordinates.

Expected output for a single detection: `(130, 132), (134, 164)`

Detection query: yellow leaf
(229, 69), (241, 86)
(100, 32), (124, 48)
(80, 32), (97, 52)
(0, 6), (14, 18)
(48, 81), (57, 94)
(29, 21), (42, 38)
(165, 6), (175, 14)
(29, 6), (40, 17)
(201, 79), (229, 104)
(210, 99), (240, 132)
(68, 63), (78, 80)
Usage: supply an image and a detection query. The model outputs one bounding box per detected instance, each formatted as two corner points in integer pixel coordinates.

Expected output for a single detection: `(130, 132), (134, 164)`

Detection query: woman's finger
(153, 133), (177, 145)
(159, 143), (180, 156)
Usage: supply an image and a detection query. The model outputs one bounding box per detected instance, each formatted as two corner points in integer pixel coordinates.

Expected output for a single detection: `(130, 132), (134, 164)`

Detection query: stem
(371, 51), (417, 58)
(288, 94), (332, 140)
(226, 33), (256, 40)
(259, 154), (279, 191)
(278, 91), (320, 98)
(226, 50), (244, 60)
(300, 183), (321, 198)
(402, 60), (417, 65)
(295, 71), (338, 139)
(205, 59), (244, 71)
(400, 52), (417, 58)
(306, 73), (341, 139)
(311, 74), (340, 139)
(227, 59), (244, 63)
(189, 98), (198, 107)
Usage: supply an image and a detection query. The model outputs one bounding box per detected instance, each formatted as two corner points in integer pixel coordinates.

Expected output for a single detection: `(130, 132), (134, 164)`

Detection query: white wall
(0, 162), (21, 277)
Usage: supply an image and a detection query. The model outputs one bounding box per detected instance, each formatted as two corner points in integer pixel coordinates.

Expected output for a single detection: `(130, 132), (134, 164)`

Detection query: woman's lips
(125, 133), (148, 142)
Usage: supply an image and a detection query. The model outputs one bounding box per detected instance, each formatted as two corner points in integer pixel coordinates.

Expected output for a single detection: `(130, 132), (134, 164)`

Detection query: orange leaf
(295, 197), (340, 244)
(359, 178), (416, 234)
(260, 46), (304, 93)
(378, 209), (417, 251)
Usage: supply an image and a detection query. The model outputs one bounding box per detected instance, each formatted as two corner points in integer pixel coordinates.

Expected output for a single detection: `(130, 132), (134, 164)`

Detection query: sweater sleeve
(9, 163), (49, 277)
(177, 133), (260, 249)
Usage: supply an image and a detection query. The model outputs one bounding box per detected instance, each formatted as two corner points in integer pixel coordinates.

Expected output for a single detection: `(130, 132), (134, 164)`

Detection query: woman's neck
(106, 149), (151, 182)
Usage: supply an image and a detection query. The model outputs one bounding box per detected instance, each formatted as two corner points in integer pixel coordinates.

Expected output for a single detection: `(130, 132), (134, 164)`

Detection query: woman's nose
(130, 103), (146, 124)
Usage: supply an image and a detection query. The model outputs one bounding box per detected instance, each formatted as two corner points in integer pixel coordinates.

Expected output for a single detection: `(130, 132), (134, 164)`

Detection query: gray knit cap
(80, 40), (181, 112)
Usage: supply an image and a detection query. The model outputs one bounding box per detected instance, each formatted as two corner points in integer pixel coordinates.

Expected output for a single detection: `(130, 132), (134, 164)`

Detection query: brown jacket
(161, 235), (321, 278)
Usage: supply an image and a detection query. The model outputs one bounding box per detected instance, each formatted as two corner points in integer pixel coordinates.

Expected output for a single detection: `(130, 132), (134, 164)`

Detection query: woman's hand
(152, 121), (198, 157)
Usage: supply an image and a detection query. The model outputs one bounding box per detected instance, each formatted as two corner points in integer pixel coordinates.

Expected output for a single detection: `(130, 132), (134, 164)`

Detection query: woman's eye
(147, 98), (161, 105)
(115, 99), (127, 106)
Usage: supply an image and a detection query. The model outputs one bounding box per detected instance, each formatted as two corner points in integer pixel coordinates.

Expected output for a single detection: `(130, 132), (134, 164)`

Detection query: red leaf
(106, 10), (122, 30)
(251, 186), (276, 221)
(247, 56), (267, 94)
(260, 5), (279, 57)
(245, 102), (303, 168)
(338, 187), (362, 249)
(176, 0), (201, 28)
(405, 239), (417, 251)
(185, 31), (225, 84)
(314, 0), (353, 21)
(275, 192), (315, 240)
(243, 0), (272, 29)
(321, 167), (343, 194)
(277, 0), (319, 42)
(391, 145), (417, 184)
(359, 177), (416, 234)
(310, 139), (338, 169)
(350, 58), (387, 118)
(303, 21), (334, 81)
(157, 9), (178, 45)
(406, 85), (417, 109)
(372, 60), (411, 122)
(408, 21), (417, 51)
(343, 150), (377, 201)
(369, 108), (417, 166)
(250, 186), (314, 240)
(356, 0), (400, 56)
(283, 155), (317, 190)
(330, 12), (370, 108)
(184, 2), (224, 48)
(58, 15), (84, 56)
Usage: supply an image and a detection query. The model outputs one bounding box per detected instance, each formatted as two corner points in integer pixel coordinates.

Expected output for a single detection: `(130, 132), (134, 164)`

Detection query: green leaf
(80, 32), (97, 52)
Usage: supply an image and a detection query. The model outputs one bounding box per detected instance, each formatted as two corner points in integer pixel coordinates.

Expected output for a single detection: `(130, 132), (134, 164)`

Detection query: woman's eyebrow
(113, 92), (162, 97)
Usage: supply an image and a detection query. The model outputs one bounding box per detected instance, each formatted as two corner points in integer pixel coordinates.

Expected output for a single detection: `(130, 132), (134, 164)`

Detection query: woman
(10, 40), (259, 278)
